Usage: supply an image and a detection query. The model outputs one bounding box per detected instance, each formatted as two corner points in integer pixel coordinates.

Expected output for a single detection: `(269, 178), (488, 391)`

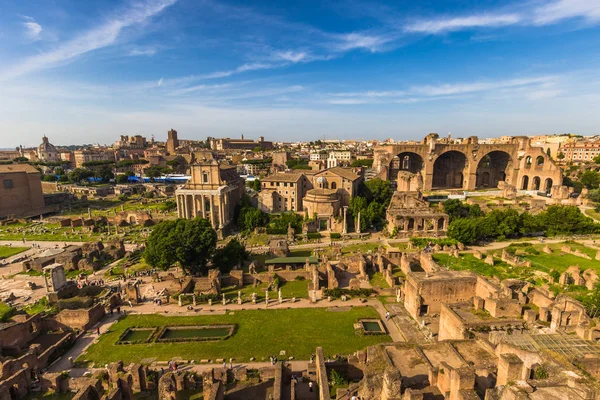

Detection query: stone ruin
(561, 245), (592, 260)
(501, 249), (531, 268)
(559, 266), (599, 290)
(268, 237), (290, 258)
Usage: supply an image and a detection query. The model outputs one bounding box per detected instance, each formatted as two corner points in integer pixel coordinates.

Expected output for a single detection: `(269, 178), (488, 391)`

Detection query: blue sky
(1, 0), (600, 146)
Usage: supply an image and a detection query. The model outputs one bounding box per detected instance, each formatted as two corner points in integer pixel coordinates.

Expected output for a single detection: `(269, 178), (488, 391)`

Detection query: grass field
(0, 245), (28, 259)
(221, 279), (310, 300)
(79, 307), (390, 365)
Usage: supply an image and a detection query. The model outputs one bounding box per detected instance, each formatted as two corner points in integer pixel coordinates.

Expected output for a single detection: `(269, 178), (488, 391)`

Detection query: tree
(166, 156), (187, 174)
(594, 154), (600, 164)
(557, 151), (565, 161)
(580, 170), (600, 190)
(68, 168), (93, 183)
(144, 217), (217, 274)
(239, 207), (266, 232)
(447, 218), (481, 245)
(546, 148), (552, 157)
(144, 166), (172, 181)
(116, 174), (129, 184)
(363, 178), (392, 206)
(94, 165), (114, 183)
(442, 199), (483, 222)
(251, 179), (261, 192)
(212, 239), (248, 273)
(539, 205), (598, 236)
(587, 189), (600, 204)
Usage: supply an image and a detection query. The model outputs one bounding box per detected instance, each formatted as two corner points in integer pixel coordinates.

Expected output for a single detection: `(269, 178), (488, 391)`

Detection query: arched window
(522, 176), (529, 190)
(331, 182), (337, 189)
(536, 156), (544, 166)
(402, 155), (410, 170)
(525, 156), (532, 165)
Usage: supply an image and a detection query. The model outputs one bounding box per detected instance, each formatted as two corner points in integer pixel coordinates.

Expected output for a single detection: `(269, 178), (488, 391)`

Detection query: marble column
(192, 194), (197, 218)
(177, 195), (182, 218)
(209, 197), (216, 228)
(182, 194), (188, 219)
(342, 206), (347, 235)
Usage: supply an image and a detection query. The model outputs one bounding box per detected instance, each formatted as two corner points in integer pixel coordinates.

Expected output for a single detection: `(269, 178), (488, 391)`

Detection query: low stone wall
(315, 347), (331, 400)
(55, 303), (105, 331)
(561, 246), (592, 260)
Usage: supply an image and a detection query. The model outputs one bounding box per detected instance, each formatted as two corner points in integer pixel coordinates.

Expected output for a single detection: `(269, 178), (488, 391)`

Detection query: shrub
(307, 232), (322, 239)
(329, 233), (341, 239)
(294, 275), (306, 281)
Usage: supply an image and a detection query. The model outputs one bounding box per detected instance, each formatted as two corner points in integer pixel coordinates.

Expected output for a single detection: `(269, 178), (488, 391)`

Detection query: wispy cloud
(326, 76), (557, 105)
(331, 32), (395, 52)
(21, 16), (43, 41)
(273, 50), (308, 63)
(129, 47), (157, 56)
(1, 0), (177, 81)
(533, 0), (600, 25)
(411, 76), (553, 96)
(404, 1), (600, 35)
(405, 14), (521, 34)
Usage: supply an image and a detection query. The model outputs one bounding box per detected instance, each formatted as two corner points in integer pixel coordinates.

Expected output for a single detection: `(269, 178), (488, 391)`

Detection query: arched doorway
(532, 176), (541, 191)
(389, 152), (424, 181)
(521, 176), (529, 190)
(544, 178), (553, 193)
(432, 151), (467, 189)
(475, 151), (511, 189)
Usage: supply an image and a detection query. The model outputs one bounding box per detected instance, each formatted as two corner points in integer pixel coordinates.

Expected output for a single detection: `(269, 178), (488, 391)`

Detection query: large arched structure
(475, 151), (511, 189)
(372, 134), (563, 192)
(432, 151), (467, 189)
(389, 152), (424, 181)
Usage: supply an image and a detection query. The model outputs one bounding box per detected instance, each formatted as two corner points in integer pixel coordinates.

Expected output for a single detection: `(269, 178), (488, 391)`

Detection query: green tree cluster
(348, 178), (393, 229)
(447, 203), (599, 244)
(236, 195), (268, 232)
(286, 159), (311, 170)
(144, 217), (217, 275)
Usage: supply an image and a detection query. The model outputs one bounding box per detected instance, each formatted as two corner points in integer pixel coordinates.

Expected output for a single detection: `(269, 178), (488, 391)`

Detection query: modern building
(73, 150), (115, 168)
(0, 164), (46, 218)
(561, 140), (600, 164)
(258, 172), (312, 213)
(175, 161), (244, 234)
(326, 150), (352, 168)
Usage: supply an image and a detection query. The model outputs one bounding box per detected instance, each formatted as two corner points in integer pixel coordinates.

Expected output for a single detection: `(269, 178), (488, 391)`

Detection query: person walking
(309, 381), (313, 392)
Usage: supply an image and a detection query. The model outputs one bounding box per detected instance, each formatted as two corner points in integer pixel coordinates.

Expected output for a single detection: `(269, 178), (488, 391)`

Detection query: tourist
(385, 311), (390, 320)
(223, 361), (227, 369)
(117, 306), (121, 314)
(309, 382), (313, 392)
(96, 327), (100, 335)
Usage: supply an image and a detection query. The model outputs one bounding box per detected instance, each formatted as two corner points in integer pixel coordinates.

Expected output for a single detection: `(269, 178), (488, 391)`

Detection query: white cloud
(327, 98), (371, 105)
(129, 47), (157, 56)
(157, 77), (163, 86)
(533, 0), (600, 25)
(411, 77), (554, 96)
(273, 50), (307, 63)
(22, 17), (43, 41)
(405, 13), (521, 34)
(1, 0), (177, 81)
(332, 32), (394, 52)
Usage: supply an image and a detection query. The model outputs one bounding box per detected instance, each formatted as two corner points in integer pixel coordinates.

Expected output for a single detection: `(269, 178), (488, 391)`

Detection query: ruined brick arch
(521, 175), (529, 190)
(432, 151), (467, 189)
(475, 150), (512, 189)
(389, 151), (424, 181)
(544, 178), (553, 193)
(532, 176), (541, 191)
(536, 156), (545, 166)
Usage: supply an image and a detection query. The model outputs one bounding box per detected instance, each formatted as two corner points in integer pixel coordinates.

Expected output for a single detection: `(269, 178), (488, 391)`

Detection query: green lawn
(369, 272), (390, 289)
(433, 254), (536, 282)
(0, 245), (28, 259)
(79, 307), (390, 365)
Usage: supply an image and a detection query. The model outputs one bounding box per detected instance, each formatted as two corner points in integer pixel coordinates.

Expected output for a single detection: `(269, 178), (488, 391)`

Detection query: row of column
(397, 216), (447, 232)
(176, 192), (230, 229)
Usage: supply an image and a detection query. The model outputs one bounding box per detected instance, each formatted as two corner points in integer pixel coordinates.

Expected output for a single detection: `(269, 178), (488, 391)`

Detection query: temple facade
(175, 161), (244, 234)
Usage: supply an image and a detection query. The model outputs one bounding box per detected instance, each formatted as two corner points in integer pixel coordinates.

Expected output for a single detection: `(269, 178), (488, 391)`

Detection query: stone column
(218, 195), (225, 229)
(209, 196), (217, 228)
(356, 211), (361, 234)
(200, 195), (206, 219)
(192, 194), (197, 218)
(342, 206), (348, 235)
(182, 194), (188, 219)
(176, 195), (182, 218)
